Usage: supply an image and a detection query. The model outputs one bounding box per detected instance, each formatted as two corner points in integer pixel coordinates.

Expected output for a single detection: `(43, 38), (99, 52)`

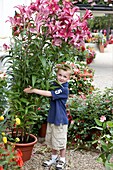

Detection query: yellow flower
(15, 137), (20, 142)
(3, 136), (7, 144)
(15, 118), (21, 125)
(2, 132), (5, 136)
(0, 116), (4, 121)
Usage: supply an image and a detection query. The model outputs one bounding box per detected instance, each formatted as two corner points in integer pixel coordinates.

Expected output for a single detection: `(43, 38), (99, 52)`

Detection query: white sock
(52, 154), (58, 160)
(60, 157), (65, 163)
(43, 155), (58, 166)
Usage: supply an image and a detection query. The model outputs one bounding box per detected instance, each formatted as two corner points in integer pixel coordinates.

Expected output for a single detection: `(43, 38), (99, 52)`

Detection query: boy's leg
(42, 149), (58, 167)
(55, 124), (67, 170)
(56, 148), (66, 170)
(42, 124), (58, 167)
(60, 148), (66, 157)
(43, 123), (67, 169)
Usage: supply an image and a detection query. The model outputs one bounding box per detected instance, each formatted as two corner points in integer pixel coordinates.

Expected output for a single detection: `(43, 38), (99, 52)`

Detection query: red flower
(81, 46), (86, 51)
(16, 149), (23, 157)
(76, 134), (81, 139)
(37, 107), (41, 110)
(14, 149), (23, 167)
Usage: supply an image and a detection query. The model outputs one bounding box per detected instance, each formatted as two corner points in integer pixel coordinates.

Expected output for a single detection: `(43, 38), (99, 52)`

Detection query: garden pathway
(89, 43), (113, 91)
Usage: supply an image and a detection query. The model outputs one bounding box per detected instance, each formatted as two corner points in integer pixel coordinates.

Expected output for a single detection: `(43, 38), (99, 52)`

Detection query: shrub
(67, 88), (113, 149)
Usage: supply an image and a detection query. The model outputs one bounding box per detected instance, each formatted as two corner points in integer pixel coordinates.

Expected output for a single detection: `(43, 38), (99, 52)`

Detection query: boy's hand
(23, 86), (33, 93)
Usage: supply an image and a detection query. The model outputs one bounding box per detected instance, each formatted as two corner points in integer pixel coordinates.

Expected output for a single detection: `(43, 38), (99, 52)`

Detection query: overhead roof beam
(76, 4), (113, 14)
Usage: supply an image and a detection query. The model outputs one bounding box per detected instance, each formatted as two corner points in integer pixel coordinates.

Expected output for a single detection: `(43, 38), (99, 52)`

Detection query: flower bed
(68, 61), (94, 95)
(67, 88), (113, 150)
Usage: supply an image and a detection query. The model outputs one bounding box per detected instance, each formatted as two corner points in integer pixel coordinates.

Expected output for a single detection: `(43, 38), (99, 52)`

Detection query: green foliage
(68, 61), (94, 95)
(0, 143), (23, 170)
(97, 33), (106, 45)
(67, 88), (113, 150)
(93, 117), (113, 170)
(0, 72), (8, 143)
(0, 72), (7, 114)
(2, 9), (77, 143)
(88, 15), (113, 31)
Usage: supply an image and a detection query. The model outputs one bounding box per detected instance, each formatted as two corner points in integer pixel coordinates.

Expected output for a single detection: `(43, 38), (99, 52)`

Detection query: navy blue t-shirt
(47, 82), (69, 126)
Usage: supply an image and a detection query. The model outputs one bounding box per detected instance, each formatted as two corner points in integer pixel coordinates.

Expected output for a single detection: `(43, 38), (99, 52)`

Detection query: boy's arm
(24, 87), (52, 97)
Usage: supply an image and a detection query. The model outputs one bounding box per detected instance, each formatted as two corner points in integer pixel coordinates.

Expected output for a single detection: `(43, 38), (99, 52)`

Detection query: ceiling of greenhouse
(77, 3), (113, 15)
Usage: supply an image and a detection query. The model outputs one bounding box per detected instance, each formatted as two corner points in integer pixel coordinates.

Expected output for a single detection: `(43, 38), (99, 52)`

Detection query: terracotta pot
(39, 123), (47, 138)
(9, 133), (38, 162)
(99, 43), (104, 53)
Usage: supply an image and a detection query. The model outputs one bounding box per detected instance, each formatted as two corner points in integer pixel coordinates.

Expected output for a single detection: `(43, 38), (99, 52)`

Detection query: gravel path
(22, 142), (105, 170)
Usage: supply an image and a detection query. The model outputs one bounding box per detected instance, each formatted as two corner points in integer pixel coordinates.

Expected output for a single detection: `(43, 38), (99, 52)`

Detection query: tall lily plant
(2, 0), (93, 142)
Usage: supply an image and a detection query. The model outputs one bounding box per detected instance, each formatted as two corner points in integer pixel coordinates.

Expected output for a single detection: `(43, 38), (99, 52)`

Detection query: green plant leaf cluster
(67, 88), (113, 151)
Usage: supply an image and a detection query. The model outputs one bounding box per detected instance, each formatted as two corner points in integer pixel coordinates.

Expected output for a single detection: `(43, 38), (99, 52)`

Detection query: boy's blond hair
(56, 63), (72, 75)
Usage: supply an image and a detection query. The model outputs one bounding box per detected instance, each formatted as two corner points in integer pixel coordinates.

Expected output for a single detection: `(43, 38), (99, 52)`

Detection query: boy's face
(56, 69), (70, 84)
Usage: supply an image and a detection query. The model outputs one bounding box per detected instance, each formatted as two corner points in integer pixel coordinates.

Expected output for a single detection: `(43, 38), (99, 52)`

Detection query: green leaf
(39, 56), (46, 68)
(32, 75), (37, 87)
(107, 121), (113, 128)
(20, 98), (29, 104)
(91, 126), (103, 130)
(92, 140), (98, 144)
(94, 118), (103, 126)
(105, 161), (113, 170)
(100, 140), (109, 152)
(103, 122), (107, 129)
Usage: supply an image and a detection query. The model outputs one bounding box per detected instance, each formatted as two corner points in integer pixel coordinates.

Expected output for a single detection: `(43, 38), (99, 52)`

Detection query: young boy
(24, 64), (72, 170)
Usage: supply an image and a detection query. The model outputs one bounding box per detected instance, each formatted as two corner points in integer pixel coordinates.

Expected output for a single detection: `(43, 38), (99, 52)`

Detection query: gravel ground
(22, 141), (105, 170)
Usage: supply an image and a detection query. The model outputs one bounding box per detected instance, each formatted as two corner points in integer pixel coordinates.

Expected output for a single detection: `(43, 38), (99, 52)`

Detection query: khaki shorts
(45, 123), (68, 150)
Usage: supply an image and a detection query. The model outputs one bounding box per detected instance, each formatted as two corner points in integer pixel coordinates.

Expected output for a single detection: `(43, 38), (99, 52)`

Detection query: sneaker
(56, 160), (66, 170)
(42, 157), (58, 167)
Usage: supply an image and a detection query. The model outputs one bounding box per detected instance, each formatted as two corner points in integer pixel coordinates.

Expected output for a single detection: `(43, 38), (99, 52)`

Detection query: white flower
(100, 115), (106, 122)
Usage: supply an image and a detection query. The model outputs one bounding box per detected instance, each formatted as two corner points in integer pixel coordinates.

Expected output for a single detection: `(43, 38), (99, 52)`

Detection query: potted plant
(97, 33), (106, 53)
(32, 100), (50, 138)
(85, 46), (96, 64)
(0, 122), (23, 169)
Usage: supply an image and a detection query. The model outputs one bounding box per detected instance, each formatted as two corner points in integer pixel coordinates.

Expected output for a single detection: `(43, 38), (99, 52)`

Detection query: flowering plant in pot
(0, 142), (23, 170)
(85, 46), (96, 64)
(2, 0), (93, 150)
(74, 45), (96, 64)
(0, 115), (23, 169)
